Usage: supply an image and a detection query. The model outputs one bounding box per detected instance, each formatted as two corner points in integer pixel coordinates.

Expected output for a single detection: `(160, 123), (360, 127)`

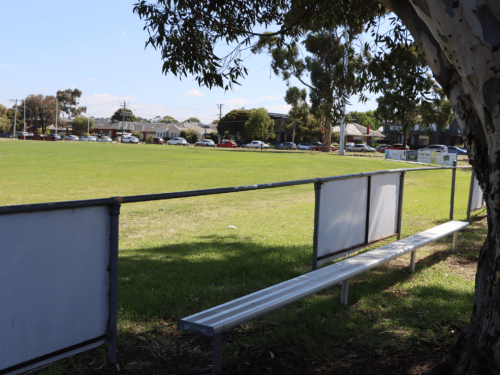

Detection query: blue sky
(1, 0), (381, 123)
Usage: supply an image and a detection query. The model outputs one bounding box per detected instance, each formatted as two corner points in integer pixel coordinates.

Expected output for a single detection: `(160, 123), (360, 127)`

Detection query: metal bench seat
(179, 220), (469, 374)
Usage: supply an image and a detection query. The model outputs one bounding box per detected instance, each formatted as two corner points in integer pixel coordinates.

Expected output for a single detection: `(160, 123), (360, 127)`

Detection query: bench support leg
(410, 251), (416, 273)
(212, 334), (222, 375)
(341, 280), (349, 305)
(452, 232), (458, 254)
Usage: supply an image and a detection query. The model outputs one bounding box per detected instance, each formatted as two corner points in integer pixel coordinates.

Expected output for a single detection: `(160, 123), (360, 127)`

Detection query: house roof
(332, 123), (386, 138)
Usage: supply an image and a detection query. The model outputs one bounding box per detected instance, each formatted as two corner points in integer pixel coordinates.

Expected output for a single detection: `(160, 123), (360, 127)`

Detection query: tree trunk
(323, 117), (332, 152)
(380, 1), (500, 373)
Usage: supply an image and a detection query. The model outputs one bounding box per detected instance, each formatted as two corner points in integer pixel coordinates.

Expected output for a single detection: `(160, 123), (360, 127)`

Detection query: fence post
(450, 161), (457, 221)
(107, 197), (121, 367)
(396, 171), (406, 240)
(467, 170), (475, 222)
(312, 180), (323, 271)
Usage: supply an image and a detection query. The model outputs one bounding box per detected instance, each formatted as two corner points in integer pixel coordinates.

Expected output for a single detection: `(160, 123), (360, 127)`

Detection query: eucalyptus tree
(134, 1), (500, 373)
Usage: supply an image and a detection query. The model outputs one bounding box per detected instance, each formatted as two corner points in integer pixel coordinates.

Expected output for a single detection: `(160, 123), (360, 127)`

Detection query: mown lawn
(0, 139), (483, 374)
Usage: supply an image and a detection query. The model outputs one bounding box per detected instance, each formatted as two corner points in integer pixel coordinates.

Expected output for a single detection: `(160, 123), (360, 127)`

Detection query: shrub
(132, 131), (142, 139)
(146, 135), (154, 144)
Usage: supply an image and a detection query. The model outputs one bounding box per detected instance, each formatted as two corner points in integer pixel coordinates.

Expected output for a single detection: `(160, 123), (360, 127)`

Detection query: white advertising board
(315, 173), (400, 267)
(470, 174), (485, 211)
(417, 151), (457, 166)
(0, 206), (111, 373)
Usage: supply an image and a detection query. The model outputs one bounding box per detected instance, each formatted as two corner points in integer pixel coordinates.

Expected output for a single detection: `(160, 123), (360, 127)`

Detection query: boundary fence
(0, 165), (485, 374)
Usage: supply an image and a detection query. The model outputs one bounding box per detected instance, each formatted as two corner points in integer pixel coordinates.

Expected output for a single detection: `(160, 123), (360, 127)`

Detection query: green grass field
(0, 139), (483, 374)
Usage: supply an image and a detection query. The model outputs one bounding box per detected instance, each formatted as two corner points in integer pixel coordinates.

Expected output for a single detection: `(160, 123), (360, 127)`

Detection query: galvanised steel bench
(178, 220), (470, 374)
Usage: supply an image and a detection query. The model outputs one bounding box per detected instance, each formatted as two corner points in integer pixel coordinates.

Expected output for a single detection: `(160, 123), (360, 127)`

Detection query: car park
(245, 140), (269, 149)
(386, 143), (410, 151)
(195, 139), (216, 147)
(418, 144), (448, 153)
(297, 143), (313, 150)
(312, 141), (324, 151)
(153, 137), (165, 144)
(345, 142), (355, 150)
(79, 135), (97, 142)
(167, 137), (188, 145)
(97, 136), (113, 143)
(274, 142), (297, 150)
(217, 140), (237, 148)
(121, 136), (139, 144)
(447, 146), (467, 155)
(63, 135), (79, 141)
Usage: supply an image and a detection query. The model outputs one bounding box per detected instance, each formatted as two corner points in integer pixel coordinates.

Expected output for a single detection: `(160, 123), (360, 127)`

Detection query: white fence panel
(368, 173), (400, 242)
(470, 174), (486, 211)
(0, 206), (110, 374)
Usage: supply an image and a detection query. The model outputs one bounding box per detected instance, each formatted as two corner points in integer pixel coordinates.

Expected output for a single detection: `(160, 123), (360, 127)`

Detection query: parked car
(153, 137), (165, 145)
(97, 136), (113, 143)
(345, 142), (355, 150)
(245, 140), (270, 149)
(80, 135), (97, 142)
(121, 136), (139, 144)
(297, 143), (313, 150)
(195, 139), (216, 147)
(167, 137), (188, 145)
(376, 144), (390, 152)
(418, 144), (448, 153)
(217, 140), (237, 148)
(275, 142), (297, 150)
(349, 144), (376, 152)
(312, 141), (324, 151)
(386, 143), (410, 151)
(17, 131), (30, 137)
(46, 134), (62, 141)
(447, 146), (468, 155)
(63, 135), (79, 141)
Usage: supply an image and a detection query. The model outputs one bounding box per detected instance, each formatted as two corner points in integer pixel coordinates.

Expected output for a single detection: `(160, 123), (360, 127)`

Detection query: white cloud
(122, 31), (126, 35)
(0, 64), (17, 69)
(186, 89), (204, 97)
(89, 78), (97, 81)
(220, 97), (251, 107)
(258, 96), (280, 101)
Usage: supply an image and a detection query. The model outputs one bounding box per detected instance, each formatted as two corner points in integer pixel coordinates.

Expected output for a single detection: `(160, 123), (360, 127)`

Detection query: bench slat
(179, 220), (469, 336)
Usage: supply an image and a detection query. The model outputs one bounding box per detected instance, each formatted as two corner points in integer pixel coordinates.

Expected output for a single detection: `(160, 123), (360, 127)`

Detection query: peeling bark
(379, 0), (500, 374)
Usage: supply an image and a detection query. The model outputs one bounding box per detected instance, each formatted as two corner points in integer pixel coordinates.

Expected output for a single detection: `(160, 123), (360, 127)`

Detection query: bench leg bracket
(212, 334), (222, 375)
(341, 280), (349, 305)
(410, 251), (416, 273)
(452, 232), (458, 254)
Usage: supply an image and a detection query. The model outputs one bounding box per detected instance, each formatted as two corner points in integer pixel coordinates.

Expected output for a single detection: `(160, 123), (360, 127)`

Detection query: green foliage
(218, 109), (253, 141)
(348, 110), (380, 128)
(146, 135), (154, 144)
(0, 104), (10, 132)
(180, 130), (199, 143)
(283, 87), (324, 143)
(133, 0), (385, 90)
(419, 86), (454, 132)
(5, 107), (24, 132)
(56, 88), (86, 119)
(206, 132), (219, 143)
(22, 94), (56, 134)
(160, 115), (178, 123)
(244, 108), (276, 141)
(132, 131), (142, 139)
(186, 117), (200, 122)
(211, 119), (219, 125)
(111, 108), (138, 122)
(72, 117), (94, 134)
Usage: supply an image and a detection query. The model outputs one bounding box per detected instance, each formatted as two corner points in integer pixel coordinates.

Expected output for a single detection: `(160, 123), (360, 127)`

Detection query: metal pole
(87, 117), (89, 134)
(339, 103), (346, 155)
(13, 99), (18, 138)
(55, 99), (58, 136)
(396, 171), (406, 240)
(23, 99), (26, 134)
(467, 170), (475, 222)
(106, 198), (120, 367)
(311, 181), (323, 271)
(450, 161), (457, 221)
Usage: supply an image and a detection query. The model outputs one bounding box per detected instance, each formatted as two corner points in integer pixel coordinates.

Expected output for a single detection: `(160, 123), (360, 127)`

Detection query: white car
(97, 136), (113, 143)
(63, 135), (79, 141)
(245, 140), (270, 149)
(348, 144), (376, 152)
(167, 137), (188, 145)
(297, 143), (313, 150)
(418, 144), (448, 153)
(122, 136), (139, 144)
(194, 139), (215, 147)
(80, 135), (97, 142)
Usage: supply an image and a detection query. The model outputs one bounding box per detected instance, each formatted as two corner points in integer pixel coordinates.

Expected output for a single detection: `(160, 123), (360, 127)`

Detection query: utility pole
(217, 104), (223, 143)
(55, 98), (58, 136)
(8, 99), (18, 138)
(119, 101), (129, 139)
(23, 99), (26, 135)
